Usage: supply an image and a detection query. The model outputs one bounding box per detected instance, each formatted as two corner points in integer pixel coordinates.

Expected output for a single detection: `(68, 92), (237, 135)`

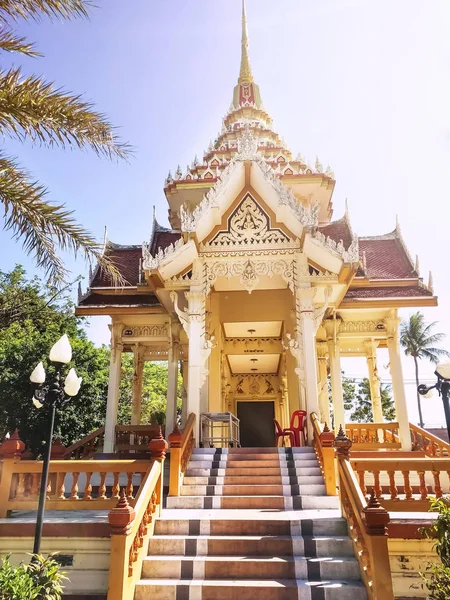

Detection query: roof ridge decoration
(179, 128), (320, 235)
(142, 236), (185, 271)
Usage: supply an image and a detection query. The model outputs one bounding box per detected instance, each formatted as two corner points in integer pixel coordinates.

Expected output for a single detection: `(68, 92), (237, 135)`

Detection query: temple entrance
(237, 401), (275, 447)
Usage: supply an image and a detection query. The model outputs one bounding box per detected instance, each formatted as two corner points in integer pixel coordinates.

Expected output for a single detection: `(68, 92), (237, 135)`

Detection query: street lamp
(418, 361), (450, 443)
(30, 334), (82, 555)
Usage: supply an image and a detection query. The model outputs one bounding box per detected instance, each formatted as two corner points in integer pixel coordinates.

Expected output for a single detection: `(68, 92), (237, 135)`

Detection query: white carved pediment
(205, 194), (292, 250)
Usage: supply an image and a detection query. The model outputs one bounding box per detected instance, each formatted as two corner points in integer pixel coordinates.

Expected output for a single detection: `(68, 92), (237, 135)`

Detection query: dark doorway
(237, 401), (276, 448)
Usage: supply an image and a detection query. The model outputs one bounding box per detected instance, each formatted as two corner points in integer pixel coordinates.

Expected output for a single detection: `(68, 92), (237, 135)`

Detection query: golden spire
(239, 0), (253, 84)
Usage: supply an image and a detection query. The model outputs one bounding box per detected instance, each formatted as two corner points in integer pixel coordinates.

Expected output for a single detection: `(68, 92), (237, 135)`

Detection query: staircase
(135, 447), (367, 600)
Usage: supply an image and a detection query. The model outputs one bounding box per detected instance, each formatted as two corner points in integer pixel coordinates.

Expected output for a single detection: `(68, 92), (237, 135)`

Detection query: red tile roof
(150, 231), (181, 255)
(359, 238), (416, 280)
(319, 217), (354, 249)
(344, 286), (433, 300)
(79, 293), (160, 307)
(91, 245), (143, 287)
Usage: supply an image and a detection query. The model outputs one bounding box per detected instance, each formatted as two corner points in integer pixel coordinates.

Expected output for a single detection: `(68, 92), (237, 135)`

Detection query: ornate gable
(207, 194), (291, 249)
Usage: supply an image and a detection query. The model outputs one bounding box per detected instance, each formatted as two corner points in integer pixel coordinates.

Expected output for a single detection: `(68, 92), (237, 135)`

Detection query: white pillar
(104, 324), (123, 453)
(131, 345), (145, 426)
(185, 291), (205, 428)
(297, 289), (320, 443)
(181, 359), (188, 427)
(386, 315), (412, 450)
(317, 341), (331, 426)
(165, 341), (179, 438)
(324, 319), (345, 434)
(364, 339), (383, 423)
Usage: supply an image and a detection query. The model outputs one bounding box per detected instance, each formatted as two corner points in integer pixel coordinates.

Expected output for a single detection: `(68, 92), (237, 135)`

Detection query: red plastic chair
(290, 410), (308, 447)
(274, 419), (295, 448)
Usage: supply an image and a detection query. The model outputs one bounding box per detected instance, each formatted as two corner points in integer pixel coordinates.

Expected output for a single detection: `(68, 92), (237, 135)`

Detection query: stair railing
(107, 433), (167, 600)
(168, 413), (196, 496)
(310, 413), (337, 495)
(409, 422), (450, 457)
(334, 427), (395, 600)
(346, 422), (401, 450)
(63, 426), (105, 459)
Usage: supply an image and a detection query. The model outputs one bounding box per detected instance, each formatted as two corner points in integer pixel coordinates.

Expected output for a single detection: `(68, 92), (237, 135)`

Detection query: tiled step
(148, 535), (355, 557)
(135, 578), (367, 600)
(193, 448), (315, 455)
(188, 460), (320, 469)
(180, 484), (327, 496)
(185, 467), (322, 477)
(142, 554), (361, 580)
(167, 495), (340, 510)
(183, 475), (325, 485)
(155, 516), (349, 537)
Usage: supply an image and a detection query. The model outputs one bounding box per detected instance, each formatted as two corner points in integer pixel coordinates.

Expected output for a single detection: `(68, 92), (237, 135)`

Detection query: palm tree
(400, 312), (450, 428)
(0, 0), (130, 283)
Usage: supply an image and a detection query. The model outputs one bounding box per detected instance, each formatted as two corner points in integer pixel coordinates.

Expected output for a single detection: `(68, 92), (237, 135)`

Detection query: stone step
(166, 495), (340, 510)
(154, 516), (348, 537)
(135, 578), (367, 600)
(183, 475), (325, 486)
(179, 484), (327, 496)
(148, 535), (354, 557)
(142, 554), (361, 580)
(193, 447), (315, 455)
(185, 467), (322, 477)
(188, 460), (320, 469)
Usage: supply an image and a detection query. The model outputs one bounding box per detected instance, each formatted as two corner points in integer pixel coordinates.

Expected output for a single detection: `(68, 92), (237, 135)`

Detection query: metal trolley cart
(200, 412), (241, 448)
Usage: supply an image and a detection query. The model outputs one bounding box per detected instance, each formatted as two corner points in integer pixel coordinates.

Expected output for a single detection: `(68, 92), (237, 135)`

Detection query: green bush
(421, 496), (450, 599)
(0, 554), (66, 600)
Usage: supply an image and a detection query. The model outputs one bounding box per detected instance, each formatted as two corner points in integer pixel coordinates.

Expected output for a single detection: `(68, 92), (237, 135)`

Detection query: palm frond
(401, 311), (449, 363)
(0, 0), (92, 22)
(0, 154), (124, 285)
(0, 68), (131, 160)
(420, 347), (450, 363)
(0, 28), (40, 55)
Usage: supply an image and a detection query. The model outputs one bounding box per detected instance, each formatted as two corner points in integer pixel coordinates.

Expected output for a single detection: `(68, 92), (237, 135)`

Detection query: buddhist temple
(76, 0), (436, 454)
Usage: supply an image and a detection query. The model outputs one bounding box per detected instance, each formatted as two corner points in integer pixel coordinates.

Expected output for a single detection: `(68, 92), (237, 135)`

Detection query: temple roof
(91, 244), (143, 287)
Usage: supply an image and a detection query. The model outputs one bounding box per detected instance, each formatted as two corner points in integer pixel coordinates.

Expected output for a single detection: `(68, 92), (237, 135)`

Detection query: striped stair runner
(135, 447), (367, 600)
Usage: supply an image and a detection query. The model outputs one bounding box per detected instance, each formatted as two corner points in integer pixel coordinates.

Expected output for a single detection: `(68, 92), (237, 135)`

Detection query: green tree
(0, 0), (130, 284)
(400, 312), (450, 428)
(0, 266), (110, 455)
(118, 357), (182, 426)
(344, 377), (395, 423)
(421, 496), (450, 599)
(0, 554), (66, 600)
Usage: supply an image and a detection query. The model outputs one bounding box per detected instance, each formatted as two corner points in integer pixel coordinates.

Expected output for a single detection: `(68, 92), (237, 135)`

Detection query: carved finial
(193, 155), (199, 167)
(0, 428), (25, 459)
(149, 427), (168, 460)
(239, 0), (253, 84)
(325, 165), (335, 179)
(428, 271), (434, 293)
(333, 425), (352, 458)
(176, 165), (183, 180)
(108, 489), (136, 535)
(168, 423), (182, 448)
(395, 214), (401, 233)
(323, 423), (330, 433)
(315, 157), (323, 173)
(368, 488), (381, 509)
(345, 198), (349, 218)
(415, 254), (420, 275)
(102, 226), (108, 255)
(77, 281), (82, 303)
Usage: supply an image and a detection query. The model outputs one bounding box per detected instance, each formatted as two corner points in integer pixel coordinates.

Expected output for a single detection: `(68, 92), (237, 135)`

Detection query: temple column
(297, 288), (320, 442)
(165, 335), (180, 438)
(386, 313), (412, 450)
(180, 359), (188, 427)
(364, 339), (383, 424)
(131, 345), (145, 426)
(104, 323), (123, 453)
(317, 341), (331, 426)
(324, 319), (345, 434)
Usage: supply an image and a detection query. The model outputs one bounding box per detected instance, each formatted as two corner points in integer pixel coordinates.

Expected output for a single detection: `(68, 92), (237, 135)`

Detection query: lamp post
(417, 361), (450, 443)
(30, 334), (82, 555)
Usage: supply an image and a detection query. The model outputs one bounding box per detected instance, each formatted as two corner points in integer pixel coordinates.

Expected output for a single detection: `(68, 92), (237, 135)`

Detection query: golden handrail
(409, 422), (450, 457)
(310, 413), (337, 496)
(168, 413), (196, 497)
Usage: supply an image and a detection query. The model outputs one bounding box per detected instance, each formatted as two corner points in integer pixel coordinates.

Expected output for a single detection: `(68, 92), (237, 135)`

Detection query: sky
(1, 0), (450, 427)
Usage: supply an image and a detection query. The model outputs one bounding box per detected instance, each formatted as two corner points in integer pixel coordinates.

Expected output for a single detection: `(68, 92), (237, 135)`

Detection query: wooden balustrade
(310, 413), (337, 496)
(168, 414), (196, 497)
(0, 457), (150, 517)
(334, 428), (395, 600)
(351, 457), (450, 511)
(107, 433), (167, 600)
(63, 427), (105, 459)
(346, 422), (401, 450)
(409, 423), (450, 457)
(115, 425), (165, 454)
